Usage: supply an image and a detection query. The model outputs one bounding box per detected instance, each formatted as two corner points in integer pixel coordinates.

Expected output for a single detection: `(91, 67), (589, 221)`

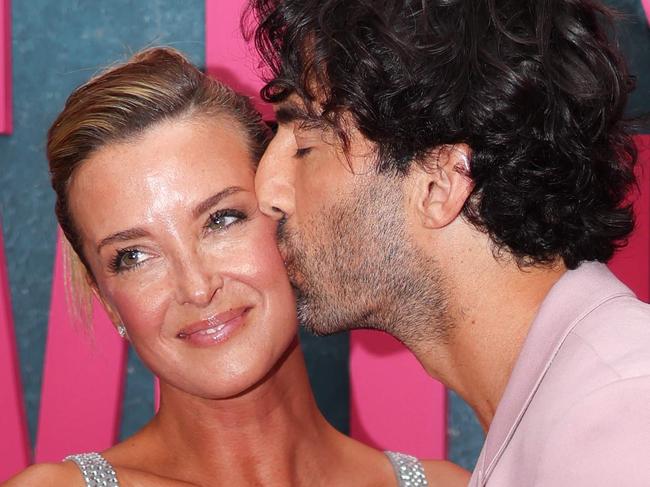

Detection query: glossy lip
(177, 306), (251, 346)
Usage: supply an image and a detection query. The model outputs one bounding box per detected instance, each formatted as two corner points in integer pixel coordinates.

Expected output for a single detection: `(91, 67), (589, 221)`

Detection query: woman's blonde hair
(47, 47), (271, 323)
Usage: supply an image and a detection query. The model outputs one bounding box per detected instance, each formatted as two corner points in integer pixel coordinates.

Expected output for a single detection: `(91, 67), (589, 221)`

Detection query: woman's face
(68, 115), (297, 399)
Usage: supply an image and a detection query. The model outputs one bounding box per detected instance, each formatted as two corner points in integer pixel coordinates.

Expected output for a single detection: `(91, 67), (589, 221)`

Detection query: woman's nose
(174, 255), (222, 308)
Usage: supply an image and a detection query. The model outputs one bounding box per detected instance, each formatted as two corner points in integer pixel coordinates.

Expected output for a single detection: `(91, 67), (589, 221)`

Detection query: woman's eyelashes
(204, 208), (247, 233)
(110, 248), (148, 274)
(108, 209), (248, 274)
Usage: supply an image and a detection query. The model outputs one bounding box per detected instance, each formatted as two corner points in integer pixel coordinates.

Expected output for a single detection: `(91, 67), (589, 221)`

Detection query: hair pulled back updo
(47, 47), (270, 319)
(48, 47), (270, 273)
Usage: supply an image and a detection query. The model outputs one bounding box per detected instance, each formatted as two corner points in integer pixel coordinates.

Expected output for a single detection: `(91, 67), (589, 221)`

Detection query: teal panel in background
(613, 0), (650, 121)
(1, 0), (647, 471)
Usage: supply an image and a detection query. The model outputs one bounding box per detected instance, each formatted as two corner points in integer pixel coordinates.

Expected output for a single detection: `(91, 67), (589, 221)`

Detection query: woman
(4, 47), (469, 486)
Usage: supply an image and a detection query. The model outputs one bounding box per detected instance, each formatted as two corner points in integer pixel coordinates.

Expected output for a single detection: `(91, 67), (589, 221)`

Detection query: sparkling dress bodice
(65, 452), (119, 487)
(385, 451), (429, 486)
(65, 450), (429, 486)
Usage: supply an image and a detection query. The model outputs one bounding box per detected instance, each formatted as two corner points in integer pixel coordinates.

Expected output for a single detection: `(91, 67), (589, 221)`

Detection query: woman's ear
(408, 144), (474, 229)
(87, 276), (122, 328)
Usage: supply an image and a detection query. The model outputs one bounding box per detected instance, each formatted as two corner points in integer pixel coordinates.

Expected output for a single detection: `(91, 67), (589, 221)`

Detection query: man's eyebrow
(192, 186), (244, 219)
(96, 187), (244, 253)
(275, 103), (312, 125)
(97, 227), (150, 253)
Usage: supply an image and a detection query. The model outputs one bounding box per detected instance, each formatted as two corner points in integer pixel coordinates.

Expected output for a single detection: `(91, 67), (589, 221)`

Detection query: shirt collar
(478, 262), (633, 481)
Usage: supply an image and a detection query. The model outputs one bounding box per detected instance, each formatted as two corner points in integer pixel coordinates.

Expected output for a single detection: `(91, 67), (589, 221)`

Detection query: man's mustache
(276, 215), (288, 243)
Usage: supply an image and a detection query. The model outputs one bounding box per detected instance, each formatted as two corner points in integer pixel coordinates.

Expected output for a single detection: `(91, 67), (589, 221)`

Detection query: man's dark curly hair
(245, 0), (638, 269)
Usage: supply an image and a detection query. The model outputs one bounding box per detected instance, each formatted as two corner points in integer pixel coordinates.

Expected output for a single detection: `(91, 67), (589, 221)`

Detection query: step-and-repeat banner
(0, 0), (648, 481)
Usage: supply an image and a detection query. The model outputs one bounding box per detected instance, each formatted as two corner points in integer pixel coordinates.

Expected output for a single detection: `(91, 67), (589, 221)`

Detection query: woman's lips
(177, 306), (250, 346)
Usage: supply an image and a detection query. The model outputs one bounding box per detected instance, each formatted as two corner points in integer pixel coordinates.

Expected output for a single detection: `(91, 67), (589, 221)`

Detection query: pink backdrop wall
(34, 236), (128, 463)
(205, 0), (273, 120)
(0, 1), (648, 482)
(609, 135), (650, 301)
(0, 221), (30, 479)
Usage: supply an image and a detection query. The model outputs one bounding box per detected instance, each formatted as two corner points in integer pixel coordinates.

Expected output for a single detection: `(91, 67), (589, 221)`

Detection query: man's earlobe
(412, 144), (474, 229)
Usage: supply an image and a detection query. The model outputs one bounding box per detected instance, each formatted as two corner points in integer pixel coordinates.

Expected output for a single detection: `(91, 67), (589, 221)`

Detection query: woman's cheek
(248, 219), (290, 280)
(104, 274), (170, 335)
(247, 231), (297, 326)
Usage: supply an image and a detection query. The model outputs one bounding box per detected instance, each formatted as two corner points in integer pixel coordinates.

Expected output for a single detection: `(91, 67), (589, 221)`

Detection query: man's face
(256, 98), (450, 343)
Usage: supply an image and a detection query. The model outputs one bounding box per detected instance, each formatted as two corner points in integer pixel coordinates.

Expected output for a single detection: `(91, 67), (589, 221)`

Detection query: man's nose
(255, 134), (296, 221)
(174, 253), (222, 308)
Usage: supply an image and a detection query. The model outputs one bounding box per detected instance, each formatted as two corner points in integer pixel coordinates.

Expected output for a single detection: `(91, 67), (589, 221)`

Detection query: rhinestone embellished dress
(65, 453), (119, 487)
(65, 450), (428, 486)
(385, 451), (429, 487)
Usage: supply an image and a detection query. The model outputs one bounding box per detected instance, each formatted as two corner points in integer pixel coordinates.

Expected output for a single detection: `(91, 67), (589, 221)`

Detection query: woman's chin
(158, 340), (299, 402)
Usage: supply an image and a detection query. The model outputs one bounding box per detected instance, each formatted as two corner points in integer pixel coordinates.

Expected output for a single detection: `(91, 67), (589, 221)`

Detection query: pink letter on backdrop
(205, 0), (447, 456)
(0, 220), (30, 481)
(642, 0), (650, 25)
(609, 135), (650, 302)
(35, 234), (128, 462)
(205, 0), (273, 120)
(0, 0), (11, 134)
(350, 331), (447, 459)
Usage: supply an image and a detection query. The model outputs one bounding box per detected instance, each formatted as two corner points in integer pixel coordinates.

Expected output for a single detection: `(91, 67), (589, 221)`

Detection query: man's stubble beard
(278, 176), (454, 348)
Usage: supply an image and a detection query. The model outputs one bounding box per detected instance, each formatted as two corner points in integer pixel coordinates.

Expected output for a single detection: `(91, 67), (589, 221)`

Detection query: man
(247, 0), (650, 484)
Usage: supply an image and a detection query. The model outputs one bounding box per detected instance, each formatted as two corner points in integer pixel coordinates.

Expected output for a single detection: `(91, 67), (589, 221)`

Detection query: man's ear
(409, 144), (474, 229)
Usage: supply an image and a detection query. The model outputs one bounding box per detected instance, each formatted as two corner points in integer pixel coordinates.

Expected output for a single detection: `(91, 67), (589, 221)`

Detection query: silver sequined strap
(64, 452), (119, 487)
(385, 451), (429, 487)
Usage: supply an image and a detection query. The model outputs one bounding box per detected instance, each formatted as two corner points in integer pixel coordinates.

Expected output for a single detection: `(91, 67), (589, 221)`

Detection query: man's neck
(413, 256), (566, 431)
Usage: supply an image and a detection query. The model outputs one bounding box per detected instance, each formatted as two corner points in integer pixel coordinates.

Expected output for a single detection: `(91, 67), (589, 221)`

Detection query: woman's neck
(117, 340), (343, 486)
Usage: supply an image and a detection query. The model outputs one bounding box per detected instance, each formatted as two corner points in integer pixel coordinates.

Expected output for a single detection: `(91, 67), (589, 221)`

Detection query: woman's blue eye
(207, 214), (236, 230)
(110, 249), (145, 273)
(122, 250), (142, 266)
(206, 210), (246, 232)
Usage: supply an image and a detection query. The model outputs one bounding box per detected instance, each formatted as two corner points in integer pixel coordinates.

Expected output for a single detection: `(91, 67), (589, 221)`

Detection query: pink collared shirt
(469, 262), (650, 486)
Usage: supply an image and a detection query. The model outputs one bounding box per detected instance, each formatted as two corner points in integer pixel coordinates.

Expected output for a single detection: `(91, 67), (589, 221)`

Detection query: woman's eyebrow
(97, 227), (150, 253)
(96, 187), (245, 253)
(192, 186), (245, 219)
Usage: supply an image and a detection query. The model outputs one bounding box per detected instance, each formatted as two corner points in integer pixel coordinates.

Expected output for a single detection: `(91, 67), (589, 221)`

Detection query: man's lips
(275, 228), (304, 289)
(177, 306), (250, 338)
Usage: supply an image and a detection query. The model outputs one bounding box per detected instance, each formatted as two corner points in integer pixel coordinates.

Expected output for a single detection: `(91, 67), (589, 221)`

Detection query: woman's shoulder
(420, 459), (471, 487)
(2, 461), (85, 487)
